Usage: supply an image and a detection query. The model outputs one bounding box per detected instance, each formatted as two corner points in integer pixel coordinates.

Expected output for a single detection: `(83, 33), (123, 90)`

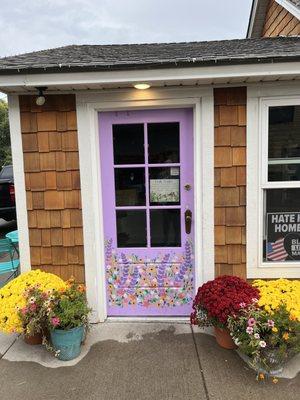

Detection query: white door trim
(76, 87), (214, 322)
(7, 95), (31, 272)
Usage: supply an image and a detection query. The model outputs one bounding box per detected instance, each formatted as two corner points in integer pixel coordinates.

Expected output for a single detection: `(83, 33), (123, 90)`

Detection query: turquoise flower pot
(50, 326), (84, 361)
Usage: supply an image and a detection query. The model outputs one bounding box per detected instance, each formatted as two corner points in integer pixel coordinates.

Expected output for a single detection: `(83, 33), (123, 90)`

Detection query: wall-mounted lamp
(133, 83), (151, 90)
(35, 86), (48, 106)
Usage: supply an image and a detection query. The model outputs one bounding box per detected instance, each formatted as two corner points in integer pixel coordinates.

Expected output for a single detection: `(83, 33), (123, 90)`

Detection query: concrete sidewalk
(0, 323), (299, 400)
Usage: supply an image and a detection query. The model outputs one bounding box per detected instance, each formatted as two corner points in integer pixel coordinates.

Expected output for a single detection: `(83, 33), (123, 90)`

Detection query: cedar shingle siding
(20, 94), (85, 282)
(214, 88), (247, 279)
(263, 0), (300, 37)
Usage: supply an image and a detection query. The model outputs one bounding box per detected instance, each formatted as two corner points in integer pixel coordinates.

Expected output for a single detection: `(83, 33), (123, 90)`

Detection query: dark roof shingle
(0, 37), (300, 75)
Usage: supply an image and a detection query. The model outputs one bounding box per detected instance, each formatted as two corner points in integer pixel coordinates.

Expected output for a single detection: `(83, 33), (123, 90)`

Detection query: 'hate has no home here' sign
(267, 212), (300, 262)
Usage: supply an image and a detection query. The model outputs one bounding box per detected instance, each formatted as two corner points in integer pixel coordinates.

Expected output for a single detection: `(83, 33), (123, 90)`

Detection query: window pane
(113, 124), (144, 164)
(268, 164), (300, 181)
(263, 189), (300, 262)
(116, 210), (147, 247)
(150, 209), (181, 247)
(115, 168), (145, 206)
(268, 106), (300, 181)
(148, 122), (179, 163)
(149, 167), (180, 205)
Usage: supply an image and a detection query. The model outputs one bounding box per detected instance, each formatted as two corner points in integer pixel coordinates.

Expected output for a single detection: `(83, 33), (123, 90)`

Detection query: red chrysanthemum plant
(190, 275), (260, 329)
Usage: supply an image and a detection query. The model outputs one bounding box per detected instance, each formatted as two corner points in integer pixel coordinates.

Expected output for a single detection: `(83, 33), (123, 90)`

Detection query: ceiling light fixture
(35, 86), (48, 106)
(133, 83), (151, 90)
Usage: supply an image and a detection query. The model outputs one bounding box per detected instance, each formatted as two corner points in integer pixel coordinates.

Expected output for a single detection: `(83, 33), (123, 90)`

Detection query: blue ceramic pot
(50, 326), (84, 361)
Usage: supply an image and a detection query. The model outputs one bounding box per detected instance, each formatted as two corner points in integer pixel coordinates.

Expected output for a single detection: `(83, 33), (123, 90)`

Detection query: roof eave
(1, 59), (300, 95)
(1, 55), (300, 76)
(247, 0), (270, 38)
(247, 0), (258, 38)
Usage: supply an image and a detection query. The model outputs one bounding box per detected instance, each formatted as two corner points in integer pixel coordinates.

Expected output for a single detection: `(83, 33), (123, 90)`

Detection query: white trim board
(1, 62), (300, 93)
(76, 88), (215, 323)
(7, 95), (31, 273)
(275, 0), (300, 21)
(247, 84), (300, 279)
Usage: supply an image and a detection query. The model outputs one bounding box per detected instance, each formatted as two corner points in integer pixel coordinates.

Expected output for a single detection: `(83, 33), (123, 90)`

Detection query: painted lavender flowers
(105, 239), (194, 308)
(120, 253), (130, 286)
(157, 253), (170, 287)
(175, 241), (192, 285)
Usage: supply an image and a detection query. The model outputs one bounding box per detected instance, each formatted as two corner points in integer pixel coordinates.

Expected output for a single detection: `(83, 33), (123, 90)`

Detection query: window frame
(261, 98), (300, 188)
(247, 86), (300, 278)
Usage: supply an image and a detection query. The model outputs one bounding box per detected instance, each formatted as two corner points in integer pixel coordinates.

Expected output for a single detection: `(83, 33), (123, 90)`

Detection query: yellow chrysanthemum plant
(253, 279), (300, 322)
(227, 278), (300, 378)
(0, 270), (66, 334)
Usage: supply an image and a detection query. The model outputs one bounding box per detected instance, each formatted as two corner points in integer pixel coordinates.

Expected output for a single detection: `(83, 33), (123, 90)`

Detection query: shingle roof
(0, 37), (300, 75)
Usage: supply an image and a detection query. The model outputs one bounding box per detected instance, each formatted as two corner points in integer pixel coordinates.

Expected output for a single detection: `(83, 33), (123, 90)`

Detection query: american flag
(267, 237), (288, 261)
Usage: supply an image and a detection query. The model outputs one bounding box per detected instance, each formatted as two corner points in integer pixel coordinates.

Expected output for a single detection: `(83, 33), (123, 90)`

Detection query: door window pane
(149, 167), (180, 205)
(113, 124), (144, 164)
(268, 106), (300, 181)
(150, 209), (181, 247)
(263, 189), (300, 262)
(115, 168), (145, 206)
(116, 210), (147, 247)
(148, 122), (179, 163)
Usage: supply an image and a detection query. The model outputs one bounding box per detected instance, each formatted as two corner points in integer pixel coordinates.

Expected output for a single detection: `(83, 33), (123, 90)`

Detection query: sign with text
(150, 179), (179, 203)
(266, 212), (300, 262)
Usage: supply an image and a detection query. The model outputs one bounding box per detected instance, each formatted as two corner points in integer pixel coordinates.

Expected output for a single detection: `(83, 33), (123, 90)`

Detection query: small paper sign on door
(150, 179), (180, 203)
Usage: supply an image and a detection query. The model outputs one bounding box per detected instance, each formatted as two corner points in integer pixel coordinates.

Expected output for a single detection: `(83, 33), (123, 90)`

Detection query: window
(262, 102), (300, 265)
(268, 106), (300, 181)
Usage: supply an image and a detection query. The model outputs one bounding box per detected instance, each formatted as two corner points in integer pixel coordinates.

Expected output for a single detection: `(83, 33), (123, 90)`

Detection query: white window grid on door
(259, 96), (300, 269)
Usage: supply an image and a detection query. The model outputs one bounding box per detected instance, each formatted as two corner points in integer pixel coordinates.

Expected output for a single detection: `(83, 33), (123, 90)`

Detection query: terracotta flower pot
(214, 327), (237, 350)
(24, 332), (43, 345)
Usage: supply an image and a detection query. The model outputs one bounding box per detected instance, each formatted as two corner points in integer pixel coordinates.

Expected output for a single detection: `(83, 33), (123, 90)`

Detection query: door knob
(185, 209), (192, 234)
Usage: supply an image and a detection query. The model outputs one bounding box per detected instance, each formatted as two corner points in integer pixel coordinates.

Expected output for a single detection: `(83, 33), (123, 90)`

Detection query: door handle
(185, 209), (192, 234)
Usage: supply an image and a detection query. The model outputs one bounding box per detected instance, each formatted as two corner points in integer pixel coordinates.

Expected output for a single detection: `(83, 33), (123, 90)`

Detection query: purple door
(99, 108), (194, 316)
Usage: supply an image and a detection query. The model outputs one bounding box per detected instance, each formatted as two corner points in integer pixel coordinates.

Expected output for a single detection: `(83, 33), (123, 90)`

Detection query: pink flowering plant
(46, 280), (91, 331)
(18, 285), (50, 337)
(227, 302), (300, 374)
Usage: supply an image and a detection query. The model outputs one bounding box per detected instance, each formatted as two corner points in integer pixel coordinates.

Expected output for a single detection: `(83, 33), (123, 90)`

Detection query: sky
(0, 0), (252, 99)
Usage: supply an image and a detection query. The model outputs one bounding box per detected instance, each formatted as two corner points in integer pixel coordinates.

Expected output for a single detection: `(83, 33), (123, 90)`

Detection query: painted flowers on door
(105, 239), (194, 308)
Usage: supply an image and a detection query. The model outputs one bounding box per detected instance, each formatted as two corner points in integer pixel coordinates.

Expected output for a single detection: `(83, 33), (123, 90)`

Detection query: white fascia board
(247, 0), (259, 38)
(0, 62), (300, 91)
(276, 0), (300, 20)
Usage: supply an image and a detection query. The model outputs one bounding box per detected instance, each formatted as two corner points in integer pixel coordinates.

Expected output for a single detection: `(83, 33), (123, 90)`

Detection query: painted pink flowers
(51, 317), (60, 327)
(246, 326), (254, 334)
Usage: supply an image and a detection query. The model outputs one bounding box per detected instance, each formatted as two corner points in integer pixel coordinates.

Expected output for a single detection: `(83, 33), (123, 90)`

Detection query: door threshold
(105, 316), (190, 323)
